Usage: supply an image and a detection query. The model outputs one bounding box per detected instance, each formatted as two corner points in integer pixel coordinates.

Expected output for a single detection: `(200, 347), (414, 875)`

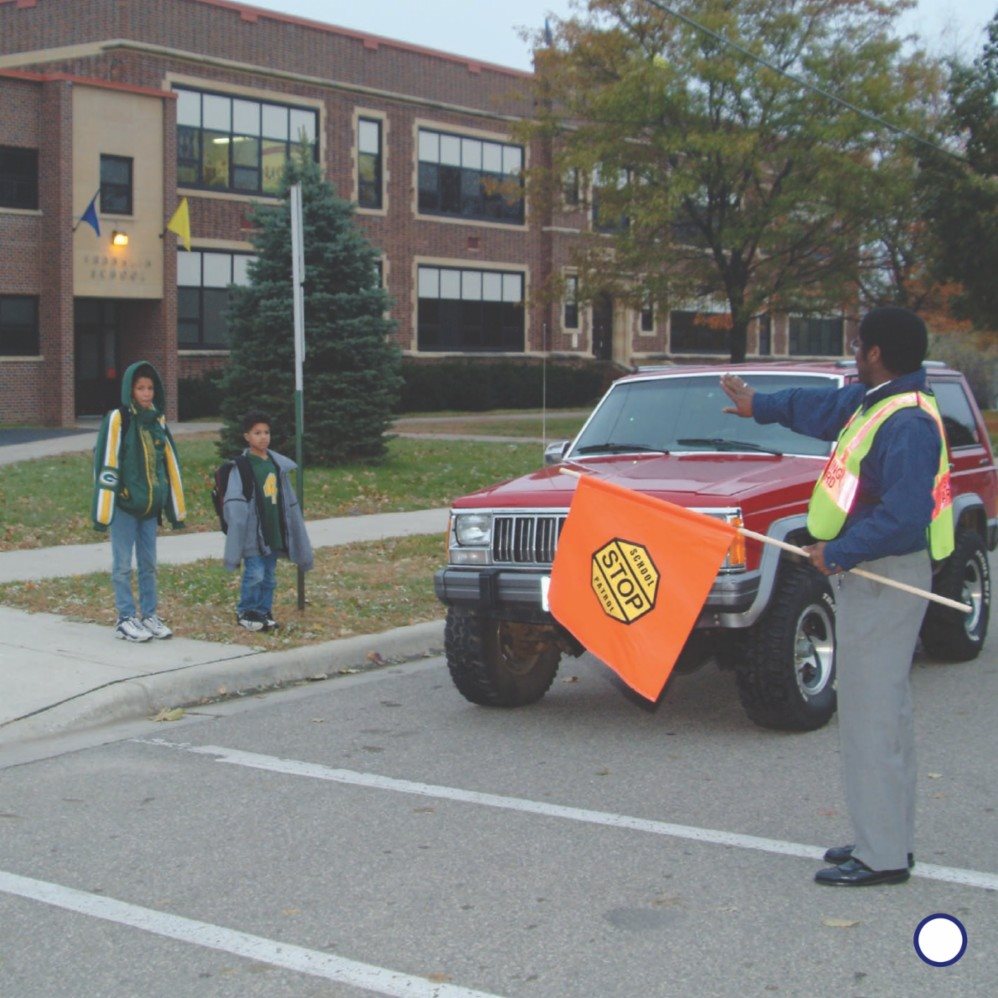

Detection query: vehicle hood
(452, 452), (825, 511)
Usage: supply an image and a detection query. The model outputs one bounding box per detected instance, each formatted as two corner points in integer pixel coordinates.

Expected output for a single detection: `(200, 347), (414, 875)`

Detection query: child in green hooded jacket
(91, 361), (186, 641)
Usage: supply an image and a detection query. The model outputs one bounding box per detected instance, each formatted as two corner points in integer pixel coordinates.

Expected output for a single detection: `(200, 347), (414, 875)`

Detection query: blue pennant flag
(78, 192), (100, 237)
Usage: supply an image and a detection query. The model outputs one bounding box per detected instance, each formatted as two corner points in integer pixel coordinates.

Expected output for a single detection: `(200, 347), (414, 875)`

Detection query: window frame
(174, 85), (319, 198)
(0, 145), (39, 210)
(668, 309), (729, 355)
(177, 249), (256, 350)
(100, 154), (133, 216)
(357, 115), (384, 211)
(417, 127), (525, 226)
(0, 295), (40, 356)
(563, 274), (579, 330)
(640, 292), (654, 333)
(788, 315), (844, 356)
(417, 264), (525, 353)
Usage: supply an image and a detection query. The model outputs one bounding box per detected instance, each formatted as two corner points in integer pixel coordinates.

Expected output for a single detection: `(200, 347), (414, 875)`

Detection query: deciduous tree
(919, 13), (997, 332)
(527, 0), (943, 361)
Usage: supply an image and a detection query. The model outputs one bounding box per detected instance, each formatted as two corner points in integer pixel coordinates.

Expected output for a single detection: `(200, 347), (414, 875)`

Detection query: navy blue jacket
(752, 369), (943, 570)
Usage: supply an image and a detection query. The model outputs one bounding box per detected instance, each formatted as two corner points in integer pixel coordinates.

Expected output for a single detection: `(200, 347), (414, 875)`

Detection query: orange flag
(549, 475), (737, 702)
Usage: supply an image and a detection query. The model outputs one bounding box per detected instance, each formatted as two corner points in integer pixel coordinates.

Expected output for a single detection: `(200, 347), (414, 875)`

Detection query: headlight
(454, 513), (492, 547)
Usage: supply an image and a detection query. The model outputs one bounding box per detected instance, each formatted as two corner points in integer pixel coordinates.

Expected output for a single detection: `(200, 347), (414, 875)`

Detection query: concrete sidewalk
(0, 506), (449, 746)
(0, 425), (450, 746)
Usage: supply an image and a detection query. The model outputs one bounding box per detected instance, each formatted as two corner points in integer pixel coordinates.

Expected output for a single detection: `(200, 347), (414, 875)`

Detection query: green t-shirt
(249, 454), (285, 552)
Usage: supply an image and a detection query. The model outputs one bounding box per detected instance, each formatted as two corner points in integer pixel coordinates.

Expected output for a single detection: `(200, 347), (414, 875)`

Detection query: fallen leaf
(150, 707), (185, 722)
(338, 667), (360, 675)
(282, 908), (301, 917)
(562, 675), (579, 683)
(822, 917), (859, 928)
(367, 651), (388, 666)
(310, 718), (325, 724)
(927, 773), (942, 779)
(426, 974), (452, 984)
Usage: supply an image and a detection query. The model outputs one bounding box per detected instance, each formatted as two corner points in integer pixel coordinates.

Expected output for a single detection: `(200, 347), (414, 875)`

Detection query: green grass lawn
(0, 433), (544, 551)
(394, 414), (587, 439)
(0, 535), (445, 648)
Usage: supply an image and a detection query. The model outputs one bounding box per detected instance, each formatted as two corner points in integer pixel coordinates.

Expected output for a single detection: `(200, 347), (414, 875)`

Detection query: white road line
(139, 738), (998, 894)
(0, 869), (500, 998)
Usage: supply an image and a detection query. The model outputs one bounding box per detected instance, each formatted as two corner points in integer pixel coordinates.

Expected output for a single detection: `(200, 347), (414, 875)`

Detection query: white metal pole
(289, 182), (306, 610)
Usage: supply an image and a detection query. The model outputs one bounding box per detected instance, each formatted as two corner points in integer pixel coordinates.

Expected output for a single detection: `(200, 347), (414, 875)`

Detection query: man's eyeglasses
(850, 337), (864, 353)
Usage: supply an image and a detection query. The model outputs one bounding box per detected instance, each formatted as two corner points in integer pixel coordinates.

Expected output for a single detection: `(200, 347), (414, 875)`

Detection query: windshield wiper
(675, 437), (783, 457)
(575, 442), (669, 455)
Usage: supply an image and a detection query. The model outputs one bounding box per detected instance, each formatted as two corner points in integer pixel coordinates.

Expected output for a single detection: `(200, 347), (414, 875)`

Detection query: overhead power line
(641, 0), (965, 162)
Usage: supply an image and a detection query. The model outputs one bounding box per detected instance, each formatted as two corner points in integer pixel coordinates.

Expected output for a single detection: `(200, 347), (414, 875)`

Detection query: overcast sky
(244, 0), (995, 71)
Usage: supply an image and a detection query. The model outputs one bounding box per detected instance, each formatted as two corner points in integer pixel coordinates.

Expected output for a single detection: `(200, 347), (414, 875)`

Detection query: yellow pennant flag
(166, 197), (191, 251)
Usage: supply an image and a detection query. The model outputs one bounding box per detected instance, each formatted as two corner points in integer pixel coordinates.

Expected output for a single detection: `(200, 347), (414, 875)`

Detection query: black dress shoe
(815, 858), (910, 887)
(823, 843), (914, 868)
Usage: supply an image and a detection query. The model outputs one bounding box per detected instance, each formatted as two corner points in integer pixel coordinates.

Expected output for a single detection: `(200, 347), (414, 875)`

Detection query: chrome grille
(492, 513), (567, 566)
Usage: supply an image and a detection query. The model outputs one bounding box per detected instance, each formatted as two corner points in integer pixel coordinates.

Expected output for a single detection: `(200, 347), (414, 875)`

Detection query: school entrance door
(75, 299), (121, 416)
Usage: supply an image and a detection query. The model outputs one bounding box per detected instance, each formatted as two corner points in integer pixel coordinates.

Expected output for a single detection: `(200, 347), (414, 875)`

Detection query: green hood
(120, 360), (166, 413)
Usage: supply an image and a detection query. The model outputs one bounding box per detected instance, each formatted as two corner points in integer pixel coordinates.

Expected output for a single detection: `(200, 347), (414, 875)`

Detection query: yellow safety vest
(807, 391), (954, 560)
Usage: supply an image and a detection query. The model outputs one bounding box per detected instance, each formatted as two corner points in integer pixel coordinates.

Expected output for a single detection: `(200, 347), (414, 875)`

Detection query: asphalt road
(0, 638), (995, 997)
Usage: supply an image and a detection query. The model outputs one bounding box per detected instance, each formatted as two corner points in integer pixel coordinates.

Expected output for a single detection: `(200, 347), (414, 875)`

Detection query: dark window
(0, 146), (38, 210)
(175, 87), (318, 197)
(640, 293), (654, 333)
(358, 117), (383, 209)
(592, 167), (631, 234)
(563, 167), (581, 207)
(564, 275), (579, 329)
(789, 316), (843, 356)
(757, 314), (772, 356)
(176, 250), (255, 349)
(417, 265), (524, 352)
(100, 155), (133, 214)
(930, 380), (980, 448)
(417, 128), (524, 225)
(669, 310), (728, 354)
(0, 295), (40, 355)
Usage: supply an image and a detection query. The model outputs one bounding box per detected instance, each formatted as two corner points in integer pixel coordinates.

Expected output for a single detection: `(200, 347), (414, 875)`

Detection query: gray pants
(834, 551), (931, 871)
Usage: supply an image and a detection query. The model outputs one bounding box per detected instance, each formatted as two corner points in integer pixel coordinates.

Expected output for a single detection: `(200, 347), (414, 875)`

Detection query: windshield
(569, 374), (838, 459)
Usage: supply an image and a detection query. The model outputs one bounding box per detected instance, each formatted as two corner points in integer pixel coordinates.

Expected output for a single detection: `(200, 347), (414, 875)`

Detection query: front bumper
(434, 566), (761, 625)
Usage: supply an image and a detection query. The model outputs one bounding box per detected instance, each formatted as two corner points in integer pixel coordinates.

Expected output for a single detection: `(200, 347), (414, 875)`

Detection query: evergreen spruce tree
(219, 147), (401, 463)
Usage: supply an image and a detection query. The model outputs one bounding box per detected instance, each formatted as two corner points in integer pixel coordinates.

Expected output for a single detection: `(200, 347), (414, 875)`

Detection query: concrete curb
(0, 619), (444, 747)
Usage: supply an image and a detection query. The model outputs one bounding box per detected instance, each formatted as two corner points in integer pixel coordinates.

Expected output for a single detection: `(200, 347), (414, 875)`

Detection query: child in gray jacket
(223, 411), (313, 631)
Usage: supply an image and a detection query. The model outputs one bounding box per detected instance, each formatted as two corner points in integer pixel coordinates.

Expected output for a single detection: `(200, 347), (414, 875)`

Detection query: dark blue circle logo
(913, 913), (967, 967)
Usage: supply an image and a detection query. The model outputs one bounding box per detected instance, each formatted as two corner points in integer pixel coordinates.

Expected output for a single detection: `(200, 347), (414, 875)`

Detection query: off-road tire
(445, 607), (561, 707)
(920, 529), (991, 662)
(736, 563), (837, 731)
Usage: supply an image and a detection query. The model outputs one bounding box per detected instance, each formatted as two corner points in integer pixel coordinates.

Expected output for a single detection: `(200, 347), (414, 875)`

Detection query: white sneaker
(115, 616), (152, 642)
(141, 615), (173, 639)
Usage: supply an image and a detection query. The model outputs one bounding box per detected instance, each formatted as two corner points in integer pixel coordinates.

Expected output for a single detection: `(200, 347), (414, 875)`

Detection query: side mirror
(544, 440), (570, 466)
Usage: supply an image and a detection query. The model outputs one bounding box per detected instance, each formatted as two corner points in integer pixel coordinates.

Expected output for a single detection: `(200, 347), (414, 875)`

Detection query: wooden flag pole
(557, 468), (971, 614)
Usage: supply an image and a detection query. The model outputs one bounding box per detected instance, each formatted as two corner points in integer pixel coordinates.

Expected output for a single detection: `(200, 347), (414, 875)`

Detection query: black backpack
(211, 454), (254, 533)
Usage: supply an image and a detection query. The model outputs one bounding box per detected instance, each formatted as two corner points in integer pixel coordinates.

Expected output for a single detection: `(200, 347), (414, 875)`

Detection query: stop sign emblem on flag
(590, 540), (659, 624)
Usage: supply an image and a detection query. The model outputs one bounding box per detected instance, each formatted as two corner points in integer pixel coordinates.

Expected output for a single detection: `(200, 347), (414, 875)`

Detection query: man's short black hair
(241, 410), (273, 433)
(858, 306), (928, 375)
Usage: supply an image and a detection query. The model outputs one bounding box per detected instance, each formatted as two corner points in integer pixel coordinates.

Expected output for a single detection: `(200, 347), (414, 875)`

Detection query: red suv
(435, 361), (996, 731)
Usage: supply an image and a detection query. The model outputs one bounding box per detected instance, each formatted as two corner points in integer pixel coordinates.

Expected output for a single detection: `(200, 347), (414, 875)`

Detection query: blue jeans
(238, 553), (278, 617)
(110, 510), (158, 620)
